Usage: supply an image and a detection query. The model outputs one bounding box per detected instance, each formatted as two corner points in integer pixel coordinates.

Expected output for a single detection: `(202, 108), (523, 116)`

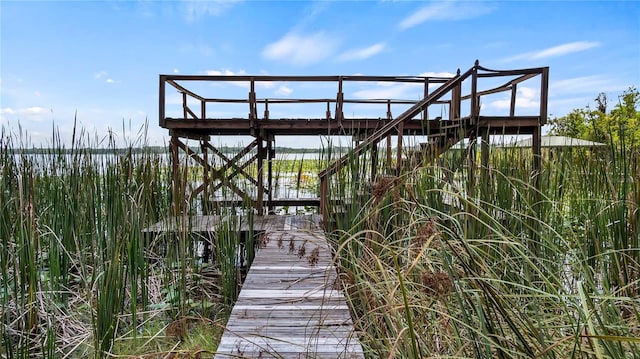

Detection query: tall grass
(325, 139), (639, 357)
(4, 118), (637, 357)
(0, 124), (249, 358)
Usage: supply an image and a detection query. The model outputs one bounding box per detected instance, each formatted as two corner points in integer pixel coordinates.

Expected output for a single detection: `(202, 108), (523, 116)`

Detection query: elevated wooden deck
(160, 63), (549, 216)
(215, 215), (364, 358)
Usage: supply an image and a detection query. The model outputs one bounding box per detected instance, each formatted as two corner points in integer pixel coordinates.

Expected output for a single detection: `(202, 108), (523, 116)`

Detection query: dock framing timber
(215, 215), (364, 358)
(160, 61), (549, 216)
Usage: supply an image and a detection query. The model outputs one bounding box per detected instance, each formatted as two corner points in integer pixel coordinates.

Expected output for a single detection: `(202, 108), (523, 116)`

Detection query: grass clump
(325, 139), (639, 358)
(0, 124), (248, 358)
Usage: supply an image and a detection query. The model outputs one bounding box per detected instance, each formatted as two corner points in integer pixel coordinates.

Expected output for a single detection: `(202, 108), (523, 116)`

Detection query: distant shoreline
(9, 146), (353, 155)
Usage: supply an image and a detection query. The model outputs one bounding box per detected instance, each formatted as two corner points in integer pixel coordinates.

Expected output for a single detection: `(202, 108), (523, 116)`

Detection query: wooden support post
(451, 81), (461, 121)
(320, 175), (328, 223)
(267, 138), (274, 214)
(386, 100), (392, 173)
(510, 84), (518, 118)
(257, 137), (265, 215)
(470, 62), (478, 125)
(249, 79), (257, 136)
(182, 92), (188, 119)
(371, 141), (378, 181)
(465, 136), (477, 237)
(480, 128), (490, 172)
(532, 129), (541, 178)
(353, 133), (360, 182)
(539, 67), (549, 126)
(396, 122), (404, 175)
(423, 79), (429, 122)
(159, 75), (166, 127)
(533, 67), (549, 222)
(336, 77), (344, 123)
(170, 135), (181, 216)
(467, 136), (476, 199)
(480, 128), (490, 200)
(530, 127), (542, 253)
(200, 138), (212, 259)
(386, 135), (392, 173)
(201, 139), (210, 214)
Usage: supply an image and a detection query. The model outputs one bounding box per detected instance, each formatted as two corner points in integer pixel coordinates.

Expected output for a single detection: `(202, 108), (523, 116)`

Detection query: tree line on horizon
(548, 87), (639, 148)
(6, 87), (639, 153)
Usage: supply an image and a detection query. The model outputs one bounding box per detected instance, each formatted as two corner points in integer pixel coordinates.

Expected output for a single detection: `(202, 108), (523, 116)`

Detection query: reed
(325, 138), (639, 358)
(3, 118), (638, 358)
(0, 123), (248, 358)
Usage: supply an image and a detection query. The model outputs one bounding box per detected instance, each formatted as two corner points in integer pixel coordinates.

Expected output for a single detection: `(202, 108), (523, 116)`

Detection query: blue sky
(1, 0), (639, 148)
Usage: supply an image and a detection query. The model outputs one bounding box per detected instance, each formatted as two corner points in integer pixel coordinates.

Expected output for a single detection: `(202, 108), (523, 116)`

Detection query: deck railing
(159, 75), (454, 127)
(315, 61), (549, 219)
(158, 61), (549, 216)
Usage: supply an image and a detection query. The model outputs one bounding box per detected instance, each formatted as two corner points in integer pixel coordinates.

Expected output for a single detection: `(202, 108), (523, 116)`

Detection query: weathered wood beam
(257, 137), (265, 215)
(166, 80), (205, 101)
(162, 74), (451, 83)
(172, 138), (211, 171)
(211, 155), (258, 190)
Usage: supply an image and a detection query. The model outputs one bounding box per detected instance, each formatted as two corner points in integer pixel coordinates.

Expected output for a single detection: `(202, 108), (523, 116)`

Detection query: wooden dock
(143, 214), (326, 262)
(215, 215), (364, 358)
(143, 214), (328, 235)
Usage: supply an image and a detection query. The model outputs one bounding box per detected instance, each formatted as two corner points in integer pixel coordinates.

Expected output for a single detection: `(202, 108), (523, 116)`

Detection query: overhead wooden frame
(160, 61), (550, 217)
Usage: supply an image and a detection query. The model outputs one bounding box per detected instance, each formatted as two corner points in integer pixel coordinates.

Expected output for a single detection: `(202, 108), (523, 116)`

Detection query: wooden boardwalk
(143, 214), (309, 234)
(215, 215), (364, 358)
(143, 214), (323, 262)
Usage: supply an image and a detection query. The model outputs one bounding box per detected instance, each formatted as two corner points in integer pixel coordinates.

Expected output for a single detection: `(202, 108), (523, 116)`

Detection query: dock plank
(142, 214), (322, 235)
(215, 219), (364, 358)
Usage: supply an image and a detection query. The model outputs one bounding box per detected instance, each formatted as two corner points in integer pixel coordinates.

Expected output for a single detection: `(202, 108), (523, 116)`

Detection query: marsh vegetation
(1, 93), (638, 358)
(320, 90), (640, 357)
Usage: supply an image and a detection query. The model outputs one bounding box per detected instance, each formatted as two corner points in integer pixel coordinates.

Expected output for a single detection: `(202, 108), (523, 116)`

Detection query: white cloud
(488, 86), (539, 110)
(94, 70), (108, 80)
(519, 86), (536, 99)
(550, 75), (626, 95)
(206, 69), (246, 76)
(0, 107), (48, 116)
(501, 41), (601, 62)
(399, 1), (494, 30)
(275, 85), (293, 96)
(353, 83), (418, 100)
(94, 70), (118, 83)
(204, 69), (267, 89)
(352, 72), (455, 99)
(419, 71), (456, 78)
(0, 106), (50, 123)
(532, 41), (600, 59)
(548, 96), (595, 115)
(182, 0), (241, 22)
(173, 68), (180, 73)
(338, 43), (386, 62)
(262, 31), (340, 66)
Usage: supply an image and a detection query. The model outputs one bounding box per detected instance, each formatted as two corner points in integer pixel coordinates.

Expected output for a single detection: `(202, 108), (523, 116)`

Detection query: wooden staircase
(408, 118), (472, 169)
(318, 61), (550, 220)
(318, 65), (475, 216)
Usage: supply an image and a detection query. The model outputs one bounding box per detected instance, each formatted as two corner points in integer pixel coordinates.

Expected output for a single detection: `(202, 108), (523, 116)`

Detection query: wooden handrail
(318, 66), (475, 179)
